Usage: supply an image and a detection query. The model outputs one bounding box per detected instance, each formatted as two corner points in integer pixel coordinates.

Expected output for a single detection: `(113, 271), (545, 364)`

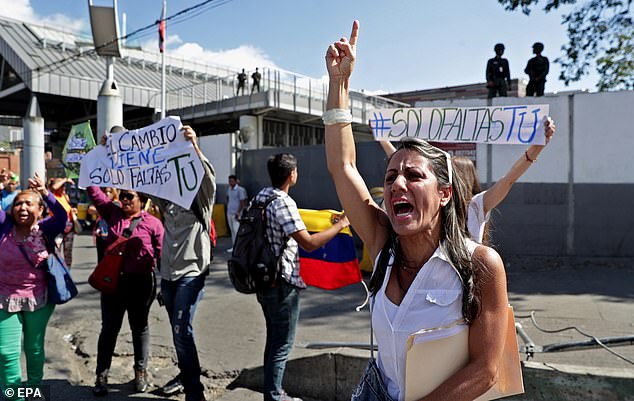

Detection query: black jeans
(526, 79), (545, 96)
(96, 236), (107, 262)
(96, 271), (156, 376)
(487, 78), (508, 98)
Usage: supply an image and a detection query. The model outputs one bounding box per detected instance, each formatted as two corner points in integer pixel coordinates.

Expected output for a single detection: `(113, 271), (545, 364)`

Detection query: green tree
(498, 0), (633, 90)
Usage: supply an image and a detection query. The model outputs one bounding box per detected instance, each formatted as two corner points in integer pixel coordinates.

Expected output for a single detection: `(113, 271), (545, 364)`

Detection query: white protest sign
(79, 116), (204, 209)
(370, 105), (549, 145)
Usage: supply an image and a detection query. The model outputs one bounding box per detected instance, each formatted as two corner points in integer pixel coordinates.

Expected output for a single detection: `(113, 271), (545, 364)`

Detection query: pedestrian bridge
(0, 15), (406, 140)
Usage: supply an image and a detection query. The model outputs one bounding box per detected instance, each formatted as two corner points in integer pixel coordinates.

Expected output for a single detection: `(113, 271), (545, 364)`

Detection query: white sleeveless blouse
(372, 240), (478, 401)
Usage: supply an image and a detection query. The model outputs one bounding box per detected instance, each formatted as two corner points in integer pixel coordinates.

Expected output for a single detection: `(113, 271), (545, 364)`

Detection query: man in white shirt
(226, 175), (247, 252)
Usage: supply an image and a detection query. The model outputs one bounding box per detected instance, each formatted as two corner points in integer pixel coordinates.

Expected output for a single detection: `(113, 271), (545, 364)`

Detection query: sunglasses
(119, 192), (137, 201)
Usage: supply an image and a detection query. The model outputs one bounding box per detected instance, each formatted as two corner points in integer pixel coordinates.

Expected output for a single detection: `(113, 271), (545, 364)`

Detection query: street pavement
(35, 233), (634, 401)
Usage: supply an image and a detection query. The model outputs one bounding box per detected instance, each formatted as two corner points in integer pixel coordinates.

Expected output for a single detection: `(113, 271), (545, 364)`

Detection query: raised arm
(482, 117), (555, 214)
(184, 124), (217, 224)
(182, 124), (204, 160)
(324, 20), (388, 259)
(291, 215), (350, 253)
(87, 186), (117, 220)
(30, 173), (68, 239)
(48, 177), (73, 192)
(379, 140), (397, 158)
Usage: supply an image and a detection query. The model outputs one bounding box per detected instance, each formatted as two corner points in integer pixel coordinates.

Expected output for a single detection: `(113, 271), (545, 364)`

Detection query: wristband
(524, 150), (536, 163)
(322, 108), (352, 125)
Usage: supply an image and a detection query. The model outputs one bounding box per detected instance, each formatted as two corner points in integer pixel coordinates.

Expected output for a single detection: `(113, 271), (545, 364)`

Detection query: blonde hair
(452, 156), (481, 200)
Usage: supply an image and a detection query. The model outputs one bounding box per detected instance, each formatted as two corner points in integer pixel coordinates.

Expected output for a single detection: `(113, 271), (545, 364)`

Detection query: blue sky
(2, 0), (598, 94)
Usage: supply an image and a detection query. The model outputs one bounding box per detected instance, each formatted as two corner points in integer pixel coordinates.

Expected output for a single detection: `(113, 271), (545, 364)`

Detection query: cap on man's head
(532, 42), (544, 52)
(494, 43), (505, 52)
(109, 125), (126, 134)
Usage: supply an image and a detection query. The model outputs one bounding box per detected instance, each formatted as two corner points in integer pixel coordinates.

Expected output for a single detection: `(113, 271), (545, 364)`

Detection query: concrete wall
(238, 90), (634, 257)
(238, 141), (388, 212)
(199, 133), (232, 203)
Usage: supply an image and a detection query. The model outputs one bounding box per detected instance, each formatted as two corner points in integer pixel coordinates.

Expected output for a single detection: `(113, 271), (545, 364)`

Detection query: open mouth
(16, 214), (31, 223)
(392, 200), (414, 217)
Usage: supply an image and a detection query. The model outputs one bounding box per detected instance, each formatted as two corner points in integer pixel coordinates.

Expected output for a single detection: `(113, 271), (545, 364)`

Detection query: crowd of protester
(0, 45), (555, 398)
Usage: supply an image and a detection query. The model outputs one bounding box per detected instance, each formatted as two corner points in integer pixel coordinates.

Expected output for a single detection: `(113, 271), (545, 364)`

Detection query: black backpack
(227, 195), (286, 294)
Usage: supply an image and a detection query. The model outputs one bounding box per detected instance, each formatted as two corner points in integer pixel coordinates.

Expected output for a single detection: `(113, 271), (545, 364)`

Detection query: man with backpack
(151, 125), (216, 401)
(251, 153), (349, 401)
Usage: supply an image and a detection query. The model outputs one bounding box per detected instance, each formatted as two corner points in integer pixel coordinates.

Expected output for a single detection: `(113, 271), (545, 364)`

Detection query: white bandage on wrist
(322, 108), (352, 125)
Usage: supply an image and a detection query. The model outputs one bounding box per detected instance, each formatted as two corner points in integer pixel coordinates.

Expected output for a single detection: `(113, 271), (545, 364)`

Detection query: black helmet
(532, 42), (544, 52)
(494, 43), (505, 52)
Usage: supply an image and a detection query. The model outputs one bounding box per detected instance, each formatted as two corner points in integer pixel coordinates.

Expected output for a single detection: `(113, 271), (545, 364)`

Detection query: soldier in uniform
(236, 69), (247, 96)
(251, 67), (262, 93)
(486, 43), (511, 98)
(525, 42), (549, 97)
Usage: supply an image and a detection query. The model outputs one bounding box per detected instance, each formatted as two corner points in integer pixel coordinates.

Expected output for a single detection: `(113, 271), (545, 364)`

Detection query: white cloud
(140, 36), (281, 73)
(171, 43), (278, 72)
(0, 0), (84, 32)
(41, 14), (85, 32)
(0, 0), (35, 22)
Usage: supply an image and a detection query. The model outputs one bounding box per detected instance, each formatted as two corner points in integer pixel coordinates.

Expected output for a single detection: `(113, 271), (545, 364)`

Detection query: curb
(228, 351), (634, 401)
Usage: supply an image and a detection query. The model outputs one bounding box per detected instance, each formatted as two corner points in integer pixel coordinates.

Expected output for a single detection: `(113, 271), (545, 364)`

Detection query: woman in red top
(87, 186), (164, 396)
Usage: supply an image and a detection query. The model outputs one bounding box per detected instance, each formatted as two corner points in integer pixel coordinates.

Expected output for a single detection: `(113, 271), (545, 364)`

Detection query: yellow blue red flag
(298, 209), (362, 290)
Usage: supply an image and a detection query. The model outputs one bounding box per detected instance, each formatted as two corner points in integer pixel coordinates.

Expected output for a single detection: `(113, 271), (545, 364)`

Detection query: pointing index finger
(349, 20), (359, 47)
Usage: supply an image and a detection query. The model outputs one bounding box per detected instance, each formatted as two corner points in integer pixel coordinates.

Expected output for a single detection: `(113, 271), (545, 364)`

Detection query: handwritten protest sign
(79, 116), (204, 209)
(370, 105), (549, 145)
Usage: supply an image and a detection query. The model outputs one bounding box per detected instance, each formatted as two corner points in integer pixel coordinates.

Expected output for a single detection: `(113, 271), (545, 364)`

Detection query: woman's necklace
(399, 255), (422, 274)
(400, 262), (420, 274)
(395, 259), (419, 294)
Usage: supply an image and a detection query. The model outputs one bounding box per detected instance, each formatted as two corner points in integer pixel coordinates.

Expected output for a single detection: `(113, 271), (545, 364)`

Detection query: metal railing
(162, 66), (408, 121)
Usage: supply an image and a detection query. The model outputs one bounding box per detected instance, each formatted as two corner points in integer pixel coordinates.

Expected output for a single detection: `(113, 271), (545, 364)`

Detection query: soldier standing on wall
(486, 43), (511, 98)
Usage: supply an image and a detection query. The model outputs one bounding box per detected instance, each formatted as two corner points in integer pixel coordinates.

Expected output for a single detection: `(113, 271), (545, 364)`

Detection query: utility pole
(160, 0), (167, 119)
(88, 0), (123, 135)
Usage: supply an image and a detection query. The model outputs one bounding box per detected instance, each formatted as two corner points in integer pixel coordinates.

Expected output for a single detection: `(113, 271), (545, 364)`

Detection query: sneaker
(280, 390), (302, 401)
(159, 375), (184, 395)
(92, 373), (108, 397)
(134, 369), (149, 393)
(226, 248), (233, 253)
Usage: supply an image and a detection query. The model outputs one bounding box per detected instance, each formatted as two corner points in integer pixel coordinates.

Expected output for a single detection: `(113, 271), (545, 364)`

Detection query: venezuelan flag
(298, 209), (362, 290)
